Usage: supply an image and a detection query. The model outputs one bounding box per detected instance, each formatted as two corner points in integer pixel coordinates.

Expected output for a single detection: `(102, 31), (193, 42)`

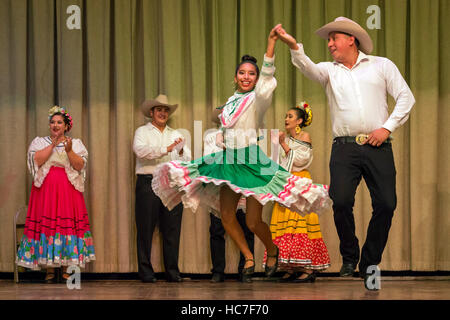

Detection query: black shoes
(279, 272), (297, 282)
(167, 274), (183, 282)
(241, 259), (255, 283)
(210, 273), (225, 283)
(140, 274), (157, 283)
(265, 246), (279, 278)
(292, 272), (316, 283)
(279, 271), (316, 283)
(339, 263), (356, 277)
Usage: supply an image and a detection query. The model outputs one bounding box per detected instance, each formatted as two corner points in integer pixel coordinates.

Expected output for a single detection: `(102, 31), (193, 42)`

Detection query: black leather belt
(333, 135), (391, 145)
(137, 174), (153, 178)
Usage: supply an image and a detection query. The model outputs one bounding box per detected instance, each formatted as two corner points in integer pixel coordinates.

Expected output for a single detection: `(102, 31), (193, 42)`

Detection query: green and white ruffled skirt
(151, 145), (332, 216)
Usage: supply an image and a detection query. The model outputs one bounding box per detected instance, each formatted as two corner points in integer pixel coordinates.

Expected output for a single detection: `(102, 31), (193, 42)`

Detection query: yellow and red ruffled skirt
(264, 170), (330, 271)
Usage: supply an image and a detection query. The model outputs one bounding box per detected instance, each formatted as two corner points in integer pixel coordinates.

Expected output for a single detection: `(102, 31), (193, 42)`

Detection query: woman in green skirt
(151, 25), (331, 282)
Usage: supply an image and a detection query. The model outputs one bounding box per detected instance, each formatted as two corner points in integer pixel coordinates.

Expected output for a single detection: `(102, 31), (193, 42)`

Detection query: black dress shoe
(210, 273), (224, 283)
(141, 275), (157, 283)
(339, 263), (356, 277)
(167, 275), (183, 283)
(358, 265), (368, 278)
(265, 246), (279, 278)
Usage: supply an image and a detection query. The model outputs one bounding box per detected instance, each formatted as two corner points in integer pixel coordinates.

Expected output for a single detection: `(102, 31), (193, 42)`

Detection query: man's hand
(274, 25), (299, 50)
(168, 138), (183, 153)
(366, 128), (391, 147)
(269, 24), (281, 42)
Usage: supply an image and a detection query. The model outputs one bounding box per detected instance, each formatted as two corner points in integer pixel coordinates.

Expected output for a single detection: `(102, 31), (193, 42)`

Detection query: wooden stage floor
(1, 276), (449, 300)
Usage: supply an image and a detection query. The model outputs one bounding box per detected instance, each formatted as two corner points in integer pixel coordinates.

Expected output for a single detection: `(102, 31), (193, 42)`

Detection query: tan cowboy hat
(211, 107), (222, 125)
(315, 17), (373, 54)
(140, 94), (178, 118)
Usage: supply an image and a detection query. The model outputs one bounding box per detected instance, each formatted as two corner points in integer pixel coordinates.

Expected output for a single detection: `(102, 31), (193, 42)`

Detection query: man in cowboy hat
(133, 94), (191, 283)
(206, 108), (254, 283)
(274, 17), (415, 290)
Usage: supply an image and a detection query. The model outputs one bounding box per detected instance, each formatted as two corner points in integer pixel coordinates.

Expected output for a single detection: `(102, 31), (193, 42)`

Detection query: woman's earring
(295, 125), (302, 134)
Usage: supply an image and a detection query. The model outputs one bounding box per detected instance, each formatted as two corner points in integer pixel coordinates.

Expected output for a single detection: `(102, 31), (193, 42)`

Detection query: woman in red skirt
(264, 102), (330, 282)
(16, 106), (95, 283)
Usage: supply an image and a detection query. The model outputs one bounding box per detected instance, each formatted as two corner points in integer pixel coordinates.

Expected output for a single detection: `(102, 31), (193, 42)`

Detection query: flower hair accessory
(48, 105), (73, 131)
(296, 101), (313, 127)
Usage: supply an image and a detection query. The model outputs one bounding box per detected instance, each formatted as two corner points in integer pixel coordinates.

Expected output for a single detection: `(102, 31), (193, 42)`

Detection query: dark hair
(289, 107), (308, 128)
(50, 112), (71, 131)
(235, 55), (260, 78)
(340, 32), (360, 49)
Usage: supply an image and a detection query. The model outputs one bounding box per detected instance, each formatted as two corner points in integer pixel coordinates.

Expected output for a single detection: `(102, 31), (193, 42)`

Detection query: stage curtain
(0, 0), (448, 273)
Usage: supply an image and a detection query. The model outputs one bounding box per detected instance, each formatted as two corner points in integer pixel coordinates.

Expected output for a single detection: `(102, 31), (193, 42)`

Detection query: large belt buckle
(355, 134), (368, 145)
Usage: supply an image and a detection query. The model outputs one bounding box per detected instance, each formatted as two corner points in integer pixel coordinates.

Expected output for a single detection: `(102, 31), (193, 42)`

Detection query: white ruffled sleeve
(255, 54), (277, 127)
(279, 140), (313, 172)
(65, 138), (88, 192)
(291, 144), (313, 172)
(27, 136), (50, 179)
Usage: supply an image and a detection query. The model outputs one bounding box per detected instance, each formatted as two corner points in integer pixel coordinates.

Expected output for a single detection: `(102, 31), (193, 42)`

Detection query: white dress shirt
(290, 44), (415, 138)
(133, 122), (191, 175)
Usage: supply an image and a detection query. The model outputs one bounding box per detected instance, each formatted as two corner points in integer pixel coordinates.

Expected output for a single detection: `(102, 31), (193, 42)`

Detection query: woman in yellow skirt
(264, 102), (330, 282)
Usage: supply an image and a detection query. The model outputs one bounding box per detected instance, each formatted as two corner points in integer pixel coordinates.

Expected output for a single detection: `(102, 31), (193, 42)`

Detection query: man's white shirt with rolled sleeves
(133, 122), (191, 175)
(290, 44), (415, 138)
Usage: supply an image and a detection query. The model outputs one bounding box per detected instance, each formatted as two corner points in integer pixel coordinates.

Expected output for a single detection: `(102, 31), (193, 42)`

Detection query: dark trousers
(209, 209), (254, 275)
(329, 142), (397, 275)
(135, 174), (183, 280)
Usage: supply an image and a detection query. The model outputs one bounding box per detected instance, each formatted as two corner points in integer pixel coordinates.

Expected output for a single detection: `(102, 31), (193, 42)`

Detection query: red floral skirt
(16, 166), (95, 269)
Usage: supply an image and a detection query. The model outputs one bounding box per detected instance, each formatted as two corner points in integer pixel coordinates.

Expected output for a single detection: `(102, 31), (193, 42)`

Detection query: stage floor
(1, 276), (449, 300)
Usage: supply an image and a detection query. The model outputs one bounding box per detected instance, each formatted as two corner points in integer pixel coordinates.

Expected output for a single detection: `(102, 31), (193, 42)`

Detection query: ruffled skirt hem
(16, 232), (96, 270)
(151, 146), (331, 216)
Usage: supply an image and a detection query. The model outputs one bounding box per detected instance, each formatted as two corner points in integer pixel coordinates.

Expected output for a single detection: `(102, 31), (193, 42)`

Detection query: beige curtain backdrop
(0, 0), (448, 273)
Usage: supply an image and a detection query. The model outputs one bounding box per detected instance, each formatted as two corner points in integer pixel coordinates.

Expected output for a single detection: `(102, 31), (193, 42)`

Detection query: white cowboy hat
(315, 17), (373, 54)
(140, 94), (178, 118)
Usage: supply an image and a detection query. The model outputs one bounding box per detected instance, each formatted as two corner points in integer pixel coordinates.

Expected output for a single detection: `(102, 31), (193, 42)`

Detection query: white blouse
(278, 137), (313, 173)
(27, 136), (88, 192)
(218, 54), (277, 149)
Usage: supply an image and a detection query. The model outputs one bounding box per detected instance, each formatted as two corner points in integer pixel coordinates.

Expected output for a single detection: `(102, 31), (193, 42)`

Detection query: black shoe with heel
(278, 272), (297, 283)
(241, 259), (254, 283)
(265, 246), (279, 278)
(292, 271), (316, 283)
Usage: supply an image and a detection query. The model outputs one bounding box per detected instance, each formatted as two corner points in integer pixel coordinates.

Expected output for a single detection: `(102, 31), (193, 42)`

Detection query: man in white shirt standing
(275, 17), (415, 290)
(133, 94), (191, 283)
